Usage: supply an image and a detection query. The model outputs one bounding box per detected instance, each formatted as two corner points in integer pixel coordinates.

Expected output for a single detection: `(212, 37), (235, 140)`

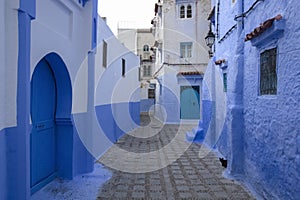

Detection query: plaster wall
(163, 0), (209, 65)
(0, 0), (19, 130)
(0, 0), (19, 199)
(214, 0), (300, 199)
(117, 29), (137, 54)
(242, 0), (300, 199)
(137, 29), (154, 55)
(94, 17), (140, 143)
(31, 0), (93, 109)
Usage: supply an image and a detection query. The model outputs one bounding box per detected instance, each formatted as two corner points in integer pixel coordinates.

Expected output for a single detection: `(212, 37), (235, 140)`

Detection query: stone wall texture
(214, 0), (300, 199)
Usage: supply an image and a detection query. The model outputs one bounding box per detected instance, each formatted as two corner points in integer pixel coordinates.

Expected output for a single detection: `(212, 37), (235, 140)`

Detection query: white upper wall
(136, 29), (155, 57)
(117, 29), (137, 54)
(95, 17), (140, 105)
(31, 0), (94, 114)
(0, 0), (19, 130)
(162, 0), (210, 64)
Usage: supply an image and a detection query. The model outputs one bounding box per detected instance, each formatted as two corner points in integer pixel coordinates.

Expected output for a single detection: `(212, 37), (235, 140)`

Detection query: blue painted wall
(0, 0), (100, 198)
(95, 102), (140, 143)
(140, 99), (155, 113)
(212, 0), (300, 199)
(0, 129), (6, 200)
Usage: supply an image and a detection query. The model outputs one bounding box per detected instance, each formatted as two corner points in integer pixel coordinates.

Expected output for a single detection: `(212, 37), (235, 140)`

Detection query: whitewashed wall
(0, 0), (19, 130)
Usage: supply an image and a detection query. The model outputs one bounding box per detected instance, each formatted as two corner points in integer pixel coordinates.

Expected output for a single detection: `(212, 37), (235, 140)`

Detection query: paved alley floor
(97, 115), (255, 200)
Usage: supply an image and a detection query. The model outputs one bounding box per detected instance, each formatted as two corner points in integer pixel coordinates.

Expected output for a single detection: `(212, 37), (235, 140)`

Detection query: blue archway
(30, 52), (73, 194)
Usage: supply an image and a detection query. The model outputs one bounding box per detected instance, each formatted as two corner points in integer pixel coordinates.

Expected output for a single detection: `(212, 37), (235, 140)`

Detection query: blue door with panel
(30, 59), (57, 193)
(180, 86), (200, 119)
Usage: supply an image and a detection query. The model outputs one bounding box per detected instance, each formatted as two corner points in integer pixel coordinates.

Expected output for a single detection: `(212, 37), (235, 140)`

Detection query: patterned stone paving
(97, 115), (255, 200)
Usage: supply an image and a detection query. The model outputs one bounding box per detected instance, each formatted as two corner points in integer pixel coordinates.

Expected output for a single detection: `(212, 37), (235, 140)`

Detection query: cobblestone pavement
(97, 115), (255, 200)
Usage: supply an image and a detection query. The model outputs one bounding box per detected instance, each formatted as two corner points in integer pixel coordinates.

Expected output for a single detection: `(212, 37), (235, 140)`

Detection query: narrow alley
(97, 115), (255, 199)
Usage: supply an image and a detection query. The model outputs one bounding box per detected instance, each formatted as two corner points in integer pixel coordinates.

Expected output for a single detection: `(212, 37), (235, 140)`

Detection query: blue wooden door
(180, 86), (200, 119)
(30, 59), (57, 192)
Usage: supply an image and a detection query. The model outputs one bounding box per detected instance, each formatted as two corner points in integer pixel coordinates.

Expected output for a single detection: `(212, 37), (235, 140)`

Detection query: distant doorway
(180, 86), (200, 119)
(30, 58), (57, 193)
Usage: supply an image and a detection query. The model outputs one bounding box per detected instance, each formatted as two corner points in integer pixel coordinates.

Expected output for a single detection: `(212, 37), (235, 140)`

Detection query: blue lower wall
(0, 117), (95, 199)
(5, 125), (30, 200)
(95, 102), (140, 143)
(72, 122), (94, 176)
(140, 99), (155, 113)
(159, 86), (180, 123)
(0, 129), (7, 200)
(201, 100), (212, 136)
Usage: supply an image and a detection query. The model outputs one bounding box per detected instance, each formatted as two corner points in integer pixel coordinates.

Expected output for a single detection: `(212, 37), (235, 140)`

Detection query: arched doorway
(30, 58), (57, 192)
(30, 53), (73, 194)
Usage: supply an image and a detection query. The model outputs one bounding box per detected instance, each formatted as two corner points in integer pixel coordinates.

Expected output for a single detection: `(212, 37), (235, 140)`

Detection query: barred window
(187, 5), (192, 18)
(223, 73), (227, 92)
(180, 5), (185, 18)
(102, 40), (107, 67)
(260, 48), (277, 95)
(143, 65), (151, 77)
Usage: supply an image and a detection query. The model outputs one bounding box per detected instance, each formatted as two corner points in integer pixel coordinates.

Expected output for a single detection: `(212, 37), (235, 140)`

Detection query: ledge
(251, 19), (285, 48)
(245, 14), (285, 48)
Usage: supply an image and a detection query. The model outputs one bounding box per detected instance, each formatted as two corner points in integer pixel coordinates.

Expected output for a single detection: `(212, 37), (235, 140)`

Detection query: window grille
(180, 6), (185, 18)
(260, 48), (277, 95)
(102, 40), (107, 67)
(187, 5), (192, 18)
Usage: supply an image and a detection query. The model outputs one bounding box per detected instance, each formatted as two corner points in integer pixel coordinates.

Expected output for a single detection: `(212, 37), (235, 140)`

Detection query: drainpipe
(226, 0), (245, 178)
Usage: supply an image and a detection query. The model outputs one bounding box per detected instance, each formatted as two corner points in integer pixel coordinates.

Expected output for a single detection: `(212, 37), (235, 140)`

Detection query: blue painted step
(186, 127), (204, 142)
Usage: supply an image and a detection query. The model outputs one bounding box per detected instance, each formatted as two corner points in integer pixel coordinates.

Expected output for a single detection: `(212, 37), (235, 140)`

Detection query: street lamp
(205, 25), (215, 57)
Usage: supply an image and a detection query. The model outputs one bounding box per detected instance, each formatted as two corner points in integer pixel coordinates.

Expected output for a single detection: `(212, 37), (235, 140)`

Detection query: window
(180, 5), (185, 18)
(143, 65), (151, 77)
(122, 58), (126, 77)
(180, 42), (192, 58)
(143, 45), (149, 52)
(148, 89), (155, 99)
(187, 5), (192, 18)
(223, 73), (227, 92)
(260, 48), (277, 95)
(102, 40), (107, 67)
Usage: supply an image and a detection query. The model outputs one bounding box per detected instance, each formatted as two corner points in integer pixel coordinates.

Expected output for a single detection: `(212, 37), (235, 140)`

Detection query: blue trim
(79, 0), (90, 7)
(6, 4), (35, 198)
(20, 0), (36, 19)
(91, 0), (98, 49)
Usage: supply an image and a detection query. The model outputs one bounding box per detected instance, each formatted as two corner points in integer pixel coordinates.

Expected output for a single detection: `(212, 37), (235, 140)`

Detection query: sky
(98, 0), (157, 35)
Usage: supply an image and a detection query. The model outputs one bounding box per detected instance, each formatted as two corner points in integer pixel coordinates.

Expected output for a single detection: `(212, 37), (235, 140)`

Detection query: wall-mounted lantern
(205, 25), (215, 57)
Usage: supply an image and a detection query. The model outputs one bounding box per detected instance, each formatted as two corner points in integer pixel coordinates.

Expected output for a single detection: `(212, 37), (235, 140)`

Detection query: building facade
(207, 0), (300, 199)
(118, 28), (156, 114)
(151, 0), (211, 124)
(0, 0), (140, 199)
